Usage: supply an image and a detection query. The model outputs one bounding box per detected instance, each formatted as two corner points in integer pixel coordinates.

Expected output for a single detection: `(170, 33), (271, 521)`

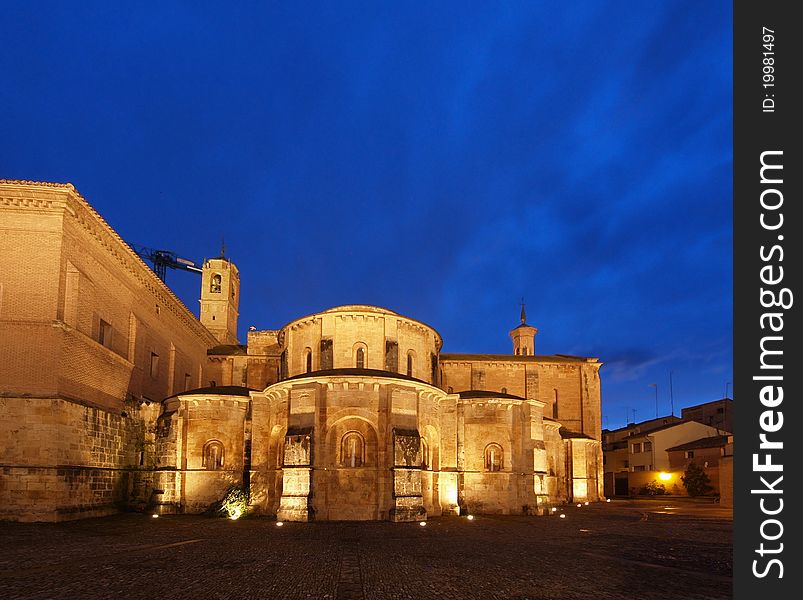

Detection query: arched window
(447, 386), (453, 394)
(354, 343), (367, 369)
(501, 387), (507, 394)
(304, 348), (313, 373)
(210, 273), (222, 293)
(203, 440), (225, 470)
(553, 389), (559, 419)
(406, 351), (415, 377)
(484, 443), (503, 472)
(421, 439), (430, 470)
(340, 431), (365, 467)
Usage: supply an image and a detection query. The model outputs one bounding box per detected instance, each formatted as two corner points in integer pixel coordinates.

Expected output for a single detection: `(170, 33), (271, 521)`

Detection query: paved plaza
(0, 499), (732, 600)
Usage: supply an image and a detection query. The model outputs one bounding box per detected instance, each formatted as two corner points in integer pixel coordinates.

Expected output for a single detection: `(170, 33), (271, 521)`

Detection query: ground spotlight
(467, 515), (474, 521)
(276, 521), (284, 527)
(560, 514), (566, 519)
(151, 514), (159, 519)
(419, 521), (427, 526)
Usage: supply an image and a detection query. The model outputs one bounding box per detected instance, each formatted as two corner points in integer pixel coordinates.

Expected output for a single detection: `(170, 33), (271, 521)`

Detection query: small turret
(509, 299), (537, 356)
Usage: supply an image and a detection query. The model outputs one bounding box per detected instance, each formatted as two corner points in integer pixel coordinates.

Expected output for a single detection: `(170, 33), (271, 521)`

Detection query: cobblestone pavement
(0, 499), (732, 600)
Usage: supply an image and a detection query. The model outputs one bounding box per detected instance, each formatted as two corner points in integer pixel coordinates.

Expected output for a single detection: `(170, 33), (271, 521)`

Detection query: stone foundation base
(391, 495), (426, 522)
(277, 496), (313, 522)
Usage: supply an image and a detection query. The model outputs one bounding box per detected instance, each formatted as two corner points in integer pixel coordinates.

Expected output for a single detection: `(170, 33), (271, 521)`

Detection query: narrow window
(552, 389), (559, 419)
(501, 387), (507, 394)
(150, 352), (160, 377)
(385, 339), (399, 372)
(99, 319), (112, 348)
(421, 439), (430, 470)
(355, 346), (366, 369)
(210, 273), (222, 293)
(202, 440), (225, 470)
(184, 373), (192, 391)
(406, 351), (414, 377)
(341, 431), (365, 467)
(484, 443), (503, 472)
(304, 348), (313, 373)
(686, 450), (694, 459)
(320, 339), (333, 370)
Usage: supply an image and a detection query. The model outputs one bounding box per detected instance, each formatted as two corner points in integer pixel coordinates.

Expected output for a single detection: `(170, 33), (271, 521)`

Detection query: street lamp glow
(658, 472), (672, 481)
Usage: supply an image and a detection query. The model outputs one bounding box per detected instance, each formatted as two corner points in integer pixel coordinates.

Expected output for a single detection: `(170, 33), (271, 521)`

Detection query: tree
(682, 462), (713, 497)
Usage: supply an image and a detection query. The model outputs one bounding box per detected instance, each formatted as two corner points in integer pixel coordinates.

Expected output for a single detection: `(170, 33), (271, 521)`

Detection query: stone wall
(439, 357), (602, 442)
(0, 397), (158, 521)
(281, 307), (441, 384)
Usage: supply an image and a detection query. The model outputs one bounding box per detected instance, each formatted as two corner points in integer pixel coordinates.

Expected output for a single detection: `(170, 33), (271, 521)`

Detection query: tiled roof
(666, 435), (731, 452)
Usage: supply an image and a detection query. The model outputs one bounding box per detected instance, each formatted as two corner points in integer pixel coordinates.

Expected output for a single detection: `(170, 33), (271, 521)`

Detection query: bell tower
(509, 299), (537, 356)
(200, 251), (240, 345)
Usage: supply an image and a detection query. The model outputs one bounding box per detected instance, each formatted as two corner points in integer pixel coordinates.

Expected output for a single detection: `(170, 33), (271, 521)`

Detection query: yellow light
(658, 472), (672, 481)
(467, 515), (474, 521)
(551, 507), (557, 512)
(576, 503), (582, 508)
(151, 514), (159, 519)
(606, 499), (611, 503)
(229, 507), (243, 520)
(419, 521), (427, 526)
(276, 521), (284, 527)
(559, 514), (566, 519)
(584, 502), (589, 505)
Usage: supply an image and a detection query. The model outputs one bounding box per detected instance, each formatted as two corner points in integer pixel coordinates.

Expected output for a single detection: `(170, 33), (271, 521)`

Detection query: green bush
(207, 485), (250, 520)
(682, 462), (713, 497)
(638, 480), (666, 496)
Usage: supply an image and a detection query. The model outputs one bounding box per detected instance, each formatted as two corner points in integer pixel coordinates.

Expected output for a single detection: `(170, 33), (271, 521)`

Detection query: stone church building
(0, 180), (604, 522)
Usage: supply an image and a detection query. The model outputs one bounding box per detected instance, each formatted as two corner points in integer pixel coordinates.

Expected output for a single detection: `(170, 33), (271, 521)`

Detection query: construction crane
(130, 244), (202, 283)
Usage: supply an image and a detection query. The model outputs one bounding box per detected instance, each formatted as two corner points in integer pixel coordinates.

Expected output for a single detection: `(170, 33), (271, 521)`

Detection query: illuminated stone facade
(0, 180), (604, 522)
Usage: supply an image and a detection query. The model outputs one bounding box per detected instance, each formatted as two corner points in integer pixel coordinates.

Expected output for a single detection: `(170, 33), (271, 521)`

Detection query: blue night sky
(1, 2), (732, 429)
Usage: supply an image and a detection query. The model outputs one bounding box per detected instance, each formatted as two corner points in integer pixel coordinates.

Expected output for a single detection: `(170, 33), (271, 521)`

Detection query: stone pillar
(390, 429), (426, 522)
(277, 428), (313, 521)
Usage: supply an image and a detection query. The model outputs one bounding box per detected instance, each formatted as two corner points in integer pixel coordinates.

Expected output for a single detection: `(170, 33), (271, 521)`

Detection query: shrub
(682, 462), (713, 497)
(639, 480), (666, 496)
(207, 485), (250, 520)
